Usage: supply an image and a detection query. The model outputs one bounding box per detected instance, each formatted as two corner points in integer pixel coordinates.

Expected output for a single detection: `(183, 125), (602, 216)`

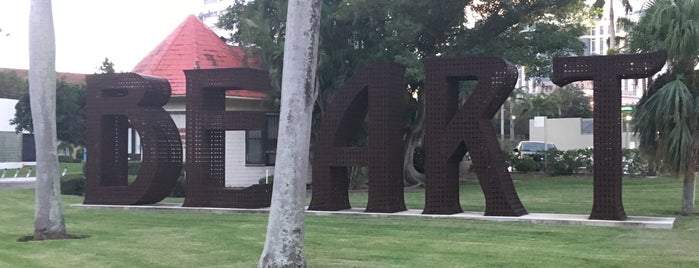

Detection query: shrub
(512, 156), (540, 173)
(622, 148), (647, 176)
(60, 174), (85, 196)
(259, 175), (274, 185)
(545, 150), (575, 176)
(58, 156), (82, 163)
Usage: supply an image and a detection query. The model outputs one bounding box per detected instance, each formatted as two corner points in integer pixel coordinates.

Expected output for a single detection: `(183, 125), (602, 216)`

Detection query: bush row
(58, 156), (82, 163)
(507, 148), (648, 176)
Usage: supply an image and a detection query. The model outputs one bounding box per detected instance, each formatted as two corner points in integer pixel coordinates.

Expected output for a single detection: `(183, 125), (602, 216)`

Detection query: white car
(513, 141), (557, 163)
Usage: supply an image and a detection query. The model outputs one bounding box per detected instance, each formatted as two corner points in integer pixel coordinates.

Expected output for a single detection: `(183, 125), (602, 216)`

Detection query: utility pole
(509, 99), (515, 141)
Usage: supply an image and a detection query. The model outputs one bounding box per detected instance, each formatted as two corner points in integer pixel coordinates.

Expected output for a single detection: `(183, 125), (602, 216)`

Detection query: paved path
(0, 177), (36, 189)
(5, 178), (675, 229)
(75, 203), (676, 229)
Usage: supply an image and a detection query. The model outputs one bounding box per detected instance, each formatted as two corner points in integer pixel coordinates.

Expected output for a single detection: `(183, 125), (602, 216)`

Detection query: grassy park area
(1, 175), (699, 267)
(1, 162), (83, 178)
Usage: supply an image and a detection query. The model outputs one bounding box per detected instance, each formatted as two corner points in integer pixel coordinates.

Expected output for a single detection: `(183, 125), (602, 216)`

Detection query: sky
(0, 0), (201, 74)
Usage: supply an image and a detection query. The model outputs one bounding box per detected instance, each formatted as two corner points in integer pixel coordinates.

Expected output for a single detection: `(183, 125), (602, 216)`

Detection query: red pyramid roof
(132, 15), (264, 98)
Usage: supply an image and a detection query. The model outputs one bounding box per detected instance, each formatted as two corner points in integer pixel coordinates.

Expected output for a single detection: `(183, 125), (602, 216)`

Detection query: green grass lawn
(1, 162), (83, 178)
(2, 175), (699, 267)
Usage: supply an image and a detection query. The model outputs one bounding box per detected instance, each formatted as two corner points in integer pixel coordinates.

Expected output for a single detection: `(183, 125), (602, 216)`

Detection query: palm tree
(629, 0), (699, 215)
(593, 0), (632, 53)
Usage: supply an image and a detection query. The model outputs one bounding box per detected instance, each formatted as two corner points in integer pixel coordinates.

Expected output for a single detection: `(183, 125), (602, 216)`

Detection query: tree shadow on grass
(17, 234), (90, 242)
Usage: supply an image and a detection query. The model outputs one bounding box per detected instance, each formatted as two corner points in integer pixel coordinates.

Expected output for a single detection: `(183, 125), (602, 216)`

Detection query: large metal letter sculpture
(552, 52), (666, 220)
(424, 57), (527, 216)
(184, 68), (273, 208)
(84, 73), (183, 205)
(308, 62), (407, 212)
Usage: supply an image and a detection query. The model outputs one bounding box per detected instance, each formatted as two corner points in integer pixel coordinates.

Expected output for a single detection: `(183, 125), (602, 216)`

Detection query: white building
(579, 0), (651, 105)
(529, 117), (637, 150)
(133, 15), (275, 187)
(0, 98), (35, 164)
(198, 0), (237, 38)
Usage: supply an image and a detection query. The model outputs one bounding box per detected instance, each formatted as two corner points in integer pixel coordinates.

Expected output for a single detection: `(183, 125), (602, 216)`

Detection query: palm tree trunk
(681, 170), (695, 215)
(681, 130), (699, 215)
(258, 0), (321, 267)
(609, 0), (616, 52)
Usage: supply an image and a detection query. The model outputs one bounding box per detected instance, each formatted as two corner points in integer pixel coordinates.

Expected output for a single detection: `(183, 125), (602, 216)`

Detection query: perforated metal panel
(84, 73), (183, 205)
(183, 68), (273, 208)
(423, 57), (527, 216)
(308, 62), (407, 213)
(552, 51), (666, 220)
(552, 52), (667, 220)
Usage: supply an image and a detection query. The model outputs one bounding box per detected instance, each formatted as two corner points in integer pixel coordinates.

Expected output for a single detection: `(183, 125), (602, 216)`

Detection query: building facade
(133, 15), (275, 187)
(578, 0), (651, 105)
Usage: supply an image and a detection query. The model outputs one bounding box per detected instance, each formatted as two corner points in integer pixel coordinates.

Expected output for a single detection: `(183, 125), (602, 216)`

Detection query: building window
(591, 28), (596, 36)
(599, 25), (604, 35)
(584, 39), (591, 55)
(581, 119), (593, 135)
(590, 40), (597, 54)
(245, 114), (279, 166)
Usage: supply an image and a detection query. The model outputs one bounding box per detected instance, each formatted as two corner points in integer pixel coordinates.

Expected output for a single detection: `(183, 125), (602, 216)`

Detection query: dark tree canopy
(12, 79), (85, 146)
(219, 0), (592, 185)
(0, 70), (28, 99)
(98, 57), (115, 74)
(219, 0), (590, 91)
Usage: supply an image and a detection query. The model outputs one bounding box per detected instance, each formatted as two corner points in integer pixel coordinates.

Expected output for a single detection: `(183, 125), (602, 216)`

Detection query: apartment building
(579, 0), (650, 105)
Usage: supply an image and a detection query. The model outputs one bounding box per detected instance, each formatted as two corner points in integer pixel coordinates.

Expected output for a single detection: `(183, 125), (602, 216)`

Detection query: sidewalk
(75, 203), (676, 229)
(0, 177), (36, 189)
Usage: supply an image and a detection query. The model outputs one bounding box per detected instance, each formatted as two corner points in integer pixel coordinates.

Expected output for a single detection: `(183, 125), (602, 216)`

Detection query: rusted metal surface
(552, 51), (666, 220)
(423, 57), (527, 216)
(82, 53), (667, 220)
(84, 73), (182, 205)
(183, 68), (273, 208)
(308, 62), (407, 213)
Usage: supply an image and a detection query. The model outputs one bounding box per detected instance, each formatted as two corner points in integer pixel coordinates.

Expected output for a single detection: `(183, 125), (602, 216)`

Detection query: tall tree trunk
(29, 0), (66, 240)
(680, 130), (699, 215)
(609, 0), (616, 52)
(258, 0), (321, 267)
(403, 100), (425, 186)
(681, 170), (695, 215)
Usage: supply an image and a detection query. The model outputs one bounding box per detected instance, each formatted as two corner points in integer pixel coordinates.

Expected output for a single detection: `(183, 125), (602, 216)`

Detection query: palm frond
(637, 78), (696, 175)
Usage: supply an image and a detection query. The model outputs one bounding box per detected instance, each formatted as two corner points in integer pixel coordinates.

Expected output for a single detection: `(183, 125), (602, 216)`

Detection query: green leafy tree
(629, 0), (699, 215)
(547, 85), (593, 118)
(511, 85), (592, 139)
(98, 57), (115, 74)
(220, 0), (591, 186)
(0, 70), (28, 99)
(12, 80), (86, 159)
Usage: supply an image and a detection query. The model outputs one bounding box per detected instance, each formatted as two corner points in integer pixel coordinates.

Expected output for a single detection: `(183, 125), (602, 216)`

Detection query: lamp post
(625, 115), (632, 149)
(510, 115), (516, 140)
(500, 105), (505, 143)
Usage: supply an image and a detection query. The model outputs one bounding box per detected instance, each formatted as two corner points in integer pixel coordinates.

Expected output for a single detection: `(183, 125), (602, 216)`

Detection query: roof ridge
(131, 15), (263, 95)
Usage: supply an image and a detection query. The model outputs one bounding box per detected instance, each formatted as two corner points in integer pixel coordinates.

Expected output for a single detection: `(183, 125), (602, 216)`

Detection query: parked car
(513, 141), (557, 163)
